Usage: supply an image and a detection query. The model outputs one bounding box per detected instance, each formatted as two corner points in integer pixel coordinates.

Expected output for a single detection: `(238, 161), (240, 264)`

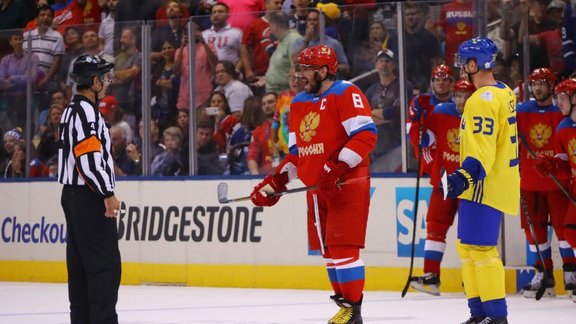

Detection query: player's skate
(522, 266), (556, 298)
(328, 294), (362, 324)
(459, 316), (485, 324)
(409, 272), (440, 296)
(476, 317), (508, 324)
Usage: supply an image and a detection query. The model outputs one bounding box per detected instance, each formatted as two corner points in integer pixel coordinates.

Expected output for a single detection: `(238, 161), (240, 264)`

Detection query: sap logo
(396, 187), (432, 257)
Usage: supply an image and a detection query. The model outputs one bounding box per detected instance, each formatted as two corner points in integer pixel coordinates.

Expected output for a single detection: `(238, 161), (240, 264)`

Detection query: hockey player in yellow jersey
(448, 37), (519, 324)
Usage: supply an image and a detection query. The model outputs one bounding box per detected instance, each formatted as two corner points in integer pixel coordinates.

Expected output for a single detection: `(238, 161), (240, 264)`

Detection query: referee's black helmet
(69, 54), (114, 86)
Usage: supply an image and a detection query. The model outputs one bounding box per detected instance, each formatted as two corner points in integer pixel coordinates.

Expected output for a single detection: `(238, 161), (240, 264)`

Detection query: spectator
(58, 26), (84, 94)
(151, 0), (185, 61)
(175, 24), (218, 110)
(365, 49), (413, 173)
(528, 0), (567, 77)
(271, 66), (302, 156)
(349, 20), (396, 77)
(152, 126), (184, 176)
(291, 9), (350, 77)
(99, 0), (117, 57)
(195, 120), (225, 175)
(151, 40), (178, 130)
(288, 0), (311, 35)
(228, 96), (265, 175)
(115, 0), (161, 23)
(189, 0), (212, 30)
(110, 125), (138, 176)
(214, 60), (253, 118)
(0, 0), (34, 31)
(262, 11), (303, 94)
(99, 95), (135, 144)
(176, 109), (190, 149)
(403, 2), (442, 93)
(202, 2), (243, 67)
(35, 103), (63, 166)
(36, 89), (68, 136)
(208, 91), (239, 153)
(0, 127), (24, 178)
(23, 5), (65, 107)
(25, 0), (102, 34)
(435, 0), (474, 67)
(155, 0), (190, 25)
(128, 119), (166, 175)
(218, 0), (265, 32)
(110, 26), (142, 125)
(0, 32), (39, 131)
(501, 0), (553, 73)
(247, 92), (278, 175)
(240, 0), (282, 84)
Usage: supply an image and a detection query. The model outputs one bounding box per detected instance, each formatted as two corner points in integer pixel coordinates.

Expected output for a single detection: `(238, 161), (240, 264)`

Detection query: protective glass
(101, 70), (115, 85)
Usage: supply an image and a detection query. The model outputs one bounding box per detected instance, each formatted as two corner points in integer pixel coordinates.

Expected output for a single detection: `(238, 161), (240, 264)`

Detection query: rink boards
(0, 177), (569, 294)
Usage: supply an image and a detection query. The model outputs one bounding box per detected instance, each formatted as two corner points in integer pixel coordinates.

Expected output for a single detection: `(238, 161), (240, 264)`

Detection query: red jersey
(287, 81), (377, 186)
(517, 100), (568, 191)
(241, 16), (272, 76)
(408, 93), (453, 175)
(438, 0), (473, 66)
(26, 0), (101, 33)
(213, 114), (239, 152)
(555, 117), (576, 196)
(424, 102), (462, 187)
(247, 119), (274, 175)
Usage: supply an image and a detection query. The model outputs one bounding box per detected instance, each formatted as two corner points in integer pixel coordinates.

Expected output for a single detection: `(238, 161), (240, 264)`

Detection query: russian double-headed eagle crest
(529, 123), (552, 149)
(299, 111), (320, 142)
(447, 128), (460, 152)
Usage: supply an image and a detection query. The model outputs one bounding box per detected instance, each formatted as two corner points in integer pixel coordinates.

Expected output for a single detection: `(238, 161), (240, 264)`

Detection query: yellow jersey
(459, 82), (519, 215)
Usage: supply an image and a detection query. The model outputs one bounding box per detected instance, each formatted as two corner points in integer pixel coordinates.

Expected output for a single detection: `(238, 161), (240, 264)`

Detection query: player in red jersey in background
(408, 64), (455, 175)
(517, 68), (576, 298)
(408, 80), (476, 296)
(250, 45), (377, 324)
(534, 78), (576, 302)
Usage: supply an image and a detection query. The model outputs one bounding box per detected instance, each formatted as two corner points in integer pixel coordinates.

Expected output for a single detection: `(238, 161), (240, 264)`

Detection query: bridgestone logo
(298, 143), (324, 157)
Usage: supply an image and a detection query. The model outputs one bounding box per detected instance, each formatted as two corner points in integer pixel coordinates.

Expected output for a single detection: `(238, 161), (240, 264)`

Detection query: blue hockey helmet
(455, 37), (498, 70)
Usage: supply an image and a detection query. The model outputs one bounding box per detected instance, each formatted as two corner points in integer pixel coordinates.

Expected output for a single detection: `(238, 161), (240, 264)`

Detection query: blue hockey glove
(446, 168), (473, 198)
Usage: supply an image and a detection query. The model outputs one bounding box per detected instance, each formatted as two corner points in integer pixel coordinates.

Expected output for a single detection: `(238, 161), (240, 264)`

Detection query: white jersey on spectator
(215, 79), (253, 114)
(202, 24), (242, 64)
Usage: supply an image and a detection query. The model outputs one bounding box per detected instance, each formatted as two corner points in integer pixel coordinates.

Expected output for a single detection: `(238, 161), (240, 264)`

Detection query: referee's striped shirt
(58, 95), (115, 197)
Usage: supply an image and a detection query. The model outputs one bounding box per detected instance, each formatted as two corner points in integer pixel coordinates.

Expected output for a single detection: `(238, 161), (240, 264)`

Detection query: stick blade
(440, 168), (449, 200)
(217, 182), (230, 203)
(535, 285), (546, 300)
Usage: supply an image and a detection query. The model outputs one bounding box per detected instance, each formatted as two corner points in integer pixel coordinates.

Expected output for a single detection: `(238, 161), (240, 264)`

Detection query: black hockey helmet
(69, 54), (114, 87)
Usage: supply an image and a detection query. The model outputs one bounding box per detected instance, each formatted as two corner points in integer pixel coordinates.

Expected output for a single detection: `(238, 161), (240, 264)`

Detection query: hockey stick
(216, 176), (370, 204)
(518, 132), (576, 205)
(519, 191), (548, 300)
(401, 116), (425, 298)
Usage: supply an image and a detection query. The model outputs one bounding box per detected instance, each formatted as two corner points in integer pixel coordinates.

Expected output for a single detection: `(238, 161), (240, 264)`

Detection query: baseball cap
(376, 48), (397, 64)
(99, 95), (119, 115)
(3, 127), (23, 140)
(547, 0), (566, 10)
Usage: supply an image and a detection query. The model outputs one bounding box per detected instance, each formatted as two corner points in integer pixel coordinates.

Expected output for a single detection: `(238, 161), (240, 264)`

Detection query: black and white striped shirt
(58, 95), (115, 197)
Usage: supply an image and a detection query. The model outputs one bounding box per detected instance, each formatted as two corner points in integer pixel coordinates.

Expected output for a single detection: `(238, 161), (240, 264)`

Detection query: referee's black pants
(61, 185), (121, 324)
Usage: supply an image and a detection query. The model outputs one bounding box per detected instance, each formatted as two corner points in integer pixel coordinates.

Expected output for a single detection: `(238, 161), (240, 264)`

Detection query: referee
(58, 54), (122, 324)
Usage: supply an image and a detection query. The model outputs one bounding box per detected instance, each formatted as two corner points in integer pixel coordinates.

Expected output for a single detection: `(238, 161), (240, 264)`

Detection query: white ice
(0, 282), (573, 323)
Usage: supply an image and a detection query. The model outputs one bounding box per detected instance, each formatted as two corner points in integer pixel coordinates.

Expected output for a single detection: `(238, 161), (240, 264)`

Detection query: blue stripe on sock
(560, 247), (575, 258)
(336, 266), (365, 284)
(327, 268), (338, 283)
(541, 247), (552, 260)
(424, 250), (444, 262)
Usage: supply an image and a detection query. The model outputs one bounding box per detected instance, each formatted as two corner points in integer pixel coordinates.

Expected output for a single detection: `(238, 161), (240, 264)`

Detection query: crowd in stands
(1, 0), (575, 178)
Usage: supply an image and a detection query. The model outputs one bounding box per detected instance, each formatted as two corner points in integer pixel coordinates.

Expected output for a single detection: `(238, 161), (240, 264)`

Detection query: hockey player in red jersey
(517, 68), (576, 298)
(534, 78), (576, 301)
(250, 45), (377, 323)
(408, 64), (455, 174)
(409, 80), (476, 296)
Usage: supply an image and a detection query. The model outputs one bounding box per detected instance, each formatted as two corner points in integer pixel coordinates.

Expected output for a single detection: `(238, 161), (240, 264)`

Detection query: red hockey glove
(250, 173), (289, 207)
(534, 155), (557, 177)
(318, 160), (350, 197)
